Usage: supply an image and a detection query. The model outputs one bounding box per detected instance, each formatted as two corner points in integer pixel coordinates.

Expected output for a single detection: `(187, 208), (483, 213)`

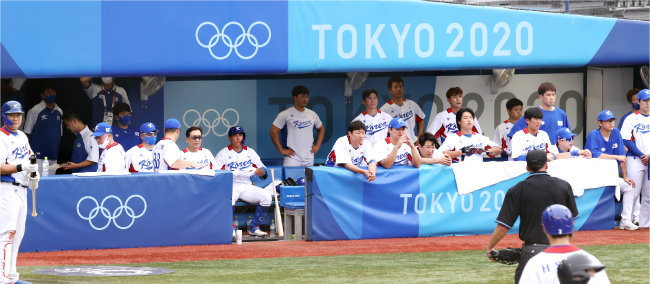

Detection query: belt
(523, 242), (549, 246)
(2, 181), (27, 188)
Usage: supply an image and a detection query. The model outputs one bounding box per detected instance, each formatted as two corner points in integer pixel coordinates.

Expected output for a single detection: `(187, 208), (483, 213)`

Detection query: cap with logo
(389, 117), (406, 129)
(597, 110), (615, 121)
(555, 127), (576, 141)
(92, 122), (112, 136)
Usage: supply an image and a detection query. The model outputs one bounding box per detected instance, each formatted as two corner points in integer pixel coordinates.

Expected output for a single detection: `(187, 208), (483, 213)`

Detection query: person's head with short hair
(388, 117), (406, 144)
(555, 128), (576, 152)
(387, 76), (404, 100)
(39, 80), (57, 106)
(456, 108), (475, 134)
(538, 82), (557, 108)
(526, 149), (548, 173)
(446, 87), (464, 111)
(185, 126), (203, 152)
(139, 122), (158, 146)
(361, 89), (380, 111)
(92, 122), (114, 149)
(626, 88), (641, 106)
(524, 107), (544, 133)
(163, 118), (181, 141)
(597, 110), (616, 132)
(62, 111), (85, 133)
(112, 102), (132, 127)
(347, 120), (366, 148)
(292, 85), (310, 110)
(506, 98), (524, 121)
(418, 132), (439, 158)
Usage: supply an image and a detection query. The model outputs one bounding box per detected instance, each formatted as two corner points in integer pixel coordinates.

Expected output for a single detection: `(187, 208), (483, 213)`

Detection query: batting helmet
(542, 204), (574, 236)
(557, 253), (605, 284)
(2, 100), (24, 127)
(228, 126), (246, 145)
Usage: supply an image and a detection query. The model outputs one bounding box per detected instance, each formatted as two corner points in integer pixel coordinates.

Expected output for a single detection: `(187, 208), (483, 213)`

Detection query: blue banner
(307, 166), (614, 241)
(22, 172), (233, 252)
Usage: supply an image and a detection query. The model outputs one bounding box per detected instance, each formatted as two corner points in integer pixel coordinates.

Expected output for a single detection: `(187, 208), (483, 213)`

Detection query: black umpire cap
(526, 150), (547, 171)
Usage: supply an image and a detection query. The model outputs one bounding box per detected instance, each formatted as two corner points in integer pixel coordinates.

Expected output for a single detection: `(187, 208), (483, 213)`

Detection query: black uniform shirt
(496, 172), (579, 244)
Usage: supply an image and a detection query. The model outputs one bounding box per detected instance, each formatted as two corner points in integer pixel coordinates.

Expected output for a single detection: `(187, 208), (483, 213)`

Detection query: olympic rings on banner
(76, 195), (147, 231)
(195, 21), (271, 60)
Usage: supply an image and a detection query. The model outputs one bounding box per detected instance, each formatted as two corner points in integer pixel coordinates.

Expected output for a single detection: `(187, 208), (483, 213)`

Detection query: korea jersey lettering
(493, 120), (513, 160)
(23, 101), (63, 159)
(352, 110), (393, 145)
(125, 144), (154, 173)
(152, 138), (181, 171)
(585, 128), (625, 158)
(272, 107), (323, 160)
(325, 135), (374, 167)
(438, 131), (497, 163)
(0, 127), (32, 185)
(380, 99), (425, 142)
(215, 145), (265, 185)
(520, 245), (610, 284)
(508, 107), (570, 144)
(621, 112), (650, 154)
(182, 147), (217, 170)
(511, 129), (551, 161)
(97, 142), (126, 173)
(427, 108), (482, 143)
(371, 138), (413, 166)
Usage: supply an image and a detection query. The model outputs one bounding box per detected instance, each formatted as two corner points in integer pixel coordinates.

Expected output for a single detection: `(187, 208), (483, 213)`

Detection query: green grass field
(18, 243), (649, 283)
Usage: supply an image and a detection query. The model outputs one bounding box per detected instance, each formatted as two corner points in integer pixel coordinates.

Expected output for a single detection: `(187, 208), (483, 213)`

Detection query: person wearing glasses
(181, 126), (216, 170)
(548, 127), (592, 159)
(91, 122), (127, 173)
(125, 122), (158, 173)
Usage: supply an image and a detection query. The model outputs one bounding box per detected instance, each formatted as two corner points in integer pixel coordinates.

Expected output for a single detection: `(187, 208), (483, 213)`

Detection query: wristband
(570, 149), (579, 157)
(16, 164), (22, 172)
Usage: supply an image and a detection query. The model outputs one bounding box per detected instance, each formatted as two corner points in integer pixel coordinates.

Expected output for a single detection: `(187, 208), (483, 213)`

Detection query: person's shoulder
(27, 101), (45, 113)
(114, 85), (127, 94)
(586, 129), (602, 137)
(555, 107), (568, 116)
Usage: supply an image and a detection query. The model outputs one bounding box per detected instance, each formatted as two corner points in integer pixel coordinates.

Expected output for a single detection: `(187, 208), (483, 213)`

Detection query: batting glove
(21, 162), (38, 174)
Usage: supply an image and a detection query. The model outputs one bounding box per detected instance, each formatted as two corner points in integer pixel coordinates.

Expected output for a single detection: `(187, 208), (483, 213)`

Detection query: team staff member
(92, 122), (126, 173)
(438, 108), (501, 163)
(0, 101), (39, 284)
(324, 120), (377, 182)
(80, 77), (130, 127)
(520, 204), (610, 284)
(508, 82), (570, 144)
(152, 118), (200, 171)
(417, 132), (452, 165)
(372, 117), (421, 169)
(427, 87), (482, 143)
(215, 126), (274, 237)
(548, 128), (592, 159)
(181, 126), (217, 170)
(380, 76), (426, 143)
(24, 82), (63, 175)
(111, 103), (140, 152)
(511, 108), (553, 161)
(125, 122), (158, 173)
(618, 88), (641, 130)
(353, 89), (393, 146)
(270, 85), (325, 167)
(486, 150), (578, 284)
(493, 98), (523, 161)
(61, 111), (99, 173)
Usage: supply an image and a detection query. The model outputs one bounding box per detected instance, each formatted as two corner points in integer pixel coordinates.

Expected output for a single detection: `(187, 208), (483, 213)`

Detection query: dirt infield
(18, 229), (648, 267)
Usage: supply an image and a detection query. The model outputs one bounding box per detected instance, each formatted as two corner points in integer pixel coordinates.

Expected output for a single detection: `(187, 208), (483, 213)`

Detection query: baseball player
(111, 103), (140, 152)
(508, 82), (571, 145)
(417, 132), (452, 165)
(519, 204), (610, 284)
(511, 108), (553, 161)
(493, 98), (523, 161)
(61, 111), (99, 173)
(548, 128), (592, 159)
(80, 77), (130, 127)
(438, 108), (501, 163)
(181, 126), (217, 170)
(215, 126), (274, 236)
(23, 82), (63, 175)
(125, 122), (158, 173)
(324, 120), (377, 181)
(586, 110), (638, 229)
(371, 117), (422, 169)
(0, 101), (39, 284)
(557, 254), (609, 284)
(426, 87), (482, 144)
(380, 76), (426, 143)
(618, 88), (641, 130)
(92, 122), (127, 173)
(270, 85), (325, 167)
(352, 89), (393, 146)
(620, 89), (650, 228)
(152, 118), (200, 171)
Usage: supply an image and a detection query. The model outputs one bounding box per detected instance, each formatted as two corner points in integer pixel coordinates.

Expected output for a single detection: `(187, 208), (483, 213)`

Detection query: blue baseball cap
(164, 118), (181, 129)
(556, 127), (575, 141)
(140, 122), (158, 133)
(637, 89), (650, 101)
(389, 117), (406, 129)
(597, 110), (615, 121)
(92, 122), (112, 136)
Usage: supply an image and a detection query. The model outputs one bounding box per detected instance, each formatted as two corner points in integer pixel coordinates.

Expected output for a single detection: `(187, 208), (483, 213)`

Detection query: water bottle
(42, 157), (49, 177)
(247, 216), (252, 228)
(270, 219), (276, 238)
(233, 216), (239, 231)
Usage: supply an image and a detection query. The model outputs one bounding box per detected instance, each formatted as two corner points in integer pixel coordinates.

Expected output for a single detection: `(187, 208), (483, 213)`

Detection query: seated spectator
(112, 102), (140, 151)
(80, 77), (130, 127)
(91, 122), (127, 173)
(371, 117), (421, 169)
(511, 108), (553, 161)
(417, 132), (451, 166)
(152, 118), (200, 171)
(548, 128), (592, 159)
(438, 108), (501, 163)
(125, 122), (158, 173)
(325, 120), (377, 181)
(61, 111), (99, 173)
(24, 81), (63, 174)
(352, 89), (393, 146)
(181, 126), (217, 170)
(493, 98), (523, 161)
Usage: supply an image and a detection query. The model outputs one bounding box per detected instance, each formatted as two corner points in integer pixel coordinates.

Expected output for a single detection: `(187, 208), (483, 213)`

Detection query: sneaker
(620, 220), (640, 230)
(248, 227), (268, 237)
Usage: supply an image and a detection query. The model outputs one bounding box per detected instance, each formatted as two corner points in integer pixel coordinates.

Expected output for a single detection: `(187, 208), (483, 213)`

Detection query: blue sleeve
(616, 132), (626, 156)
(513, 155), (527, 161)
(507, 117), (526, 139)
(624, 139), (644, 157)
(585, 131), (602, 158)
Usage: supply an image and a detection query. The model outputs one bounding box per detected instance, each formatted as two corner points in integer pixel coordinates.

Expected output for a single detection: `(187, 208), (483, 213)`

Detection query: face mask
(98, 138), (110, 149)
(43, 95), (56, 104)
(118, 115), (131, 125)
(102, 77), (113, 84)
(633, 102), (640, 111)
(144, 136), (157, 145)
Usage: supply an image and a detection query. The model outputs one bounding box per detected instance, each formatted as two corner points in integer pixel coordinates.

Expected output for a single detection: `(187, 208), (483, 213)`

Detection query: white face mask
(101, 77), (113, 84)
(98, 137), (110, 149)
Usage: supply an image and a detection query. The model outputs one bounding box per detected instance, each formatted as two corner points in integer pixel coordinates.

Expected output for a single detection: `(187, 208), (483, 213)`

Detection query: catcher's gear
(557, 253), (605, 284)
(542, 204), (574, 235)
(488, 247), (521, 265)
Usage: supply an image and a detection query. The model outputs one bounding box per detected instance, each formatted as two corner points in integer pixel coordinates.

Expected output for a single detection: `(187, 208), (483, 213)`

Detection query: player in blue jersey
(508, 82), (570, 144)
(618, 88), (641, 130)
(61, 111), (99, 173)
(111, 103), (140, 151)
(24, 81), (63, 175)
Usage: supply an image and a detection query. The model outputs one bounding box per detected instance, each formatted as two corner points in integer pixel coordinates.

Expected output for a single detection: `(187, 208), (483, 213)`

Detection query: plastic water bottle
(270, 219), (276, 238)
(233, 216), (239, 231)
(42, 157), (49, 177)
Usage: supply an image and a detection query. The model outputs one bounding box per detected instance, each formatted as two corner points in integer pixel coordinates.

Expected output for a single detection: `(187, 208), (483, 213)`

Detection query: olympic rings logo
(76, 195), (147, 231)
(195, 21), (271, 60)
(183, 108), (240, 137)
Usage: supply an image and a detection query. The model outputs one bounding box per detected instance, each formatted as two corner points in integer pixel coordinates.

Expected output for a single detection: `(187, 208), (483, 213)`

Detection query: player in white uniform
(325, 120), (377, 181)
(511, 108), (553, 162)
(91, 122), (127, 173)
(438, 108), (501, 163)
(417, 132), (452, 165)
(352, 89), (393, 146)
(125, 122), (157, 173)
(0, 101), (39, 284)
(380, 77), (426, 143)
(547, 128), (592, 159)
(215, 126), (275, 237)
(372, 117), (421, 169)
(270, 85), (325, 167)
(620, 89), (650, 228)
(520, 204), (610, 284)
(181, 126), (217, 170)
(493, 98), (523, 161)
(152, 119), (200, 172)
(427, 87), (482, 144)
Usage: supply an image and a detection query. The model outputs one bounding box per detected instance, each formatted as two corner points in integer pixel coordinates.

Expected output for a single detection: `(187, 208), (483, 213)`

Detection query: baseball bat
(270, 169), (284, 237)
(29, 155), (37, 217)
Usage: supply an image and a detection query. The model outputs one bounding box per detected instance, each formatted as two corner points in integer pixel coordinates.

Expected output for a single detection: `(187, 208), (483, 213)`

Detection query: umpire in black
(486, 149), (578, 284)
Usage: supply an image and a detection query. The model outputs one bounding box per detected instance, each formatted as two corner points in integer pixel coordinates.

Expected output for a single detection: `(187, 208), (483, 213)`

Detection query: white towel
(451, 161), (527, 195)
